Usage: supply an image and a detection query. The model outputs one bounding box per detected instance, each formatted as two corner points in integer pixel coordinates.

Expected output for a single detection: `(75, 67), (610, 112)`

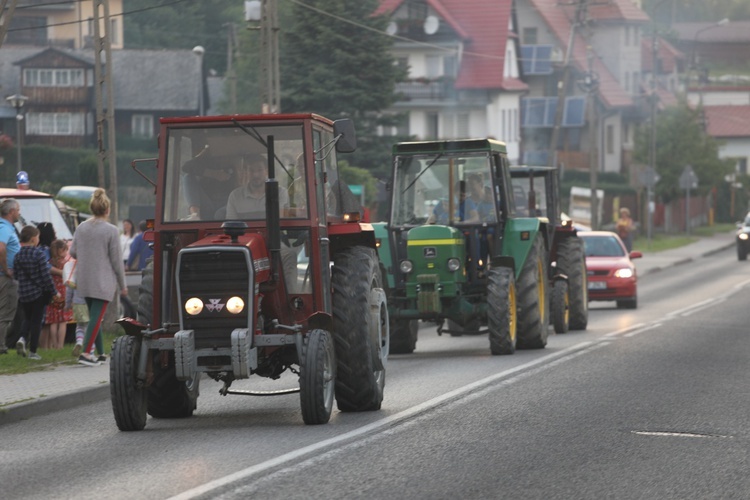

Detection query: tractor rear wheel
(147, 352), (199, 419)
(555, 237), (588, 330)
(488, 267), (517, 355)
(551, 280), (570, 334)
(331, 246), (387, 412)
(516, 234), (549, 349)
(300, 329), (336, 425)
(110, 335), (147, 431)
(390, 319), (418, 354)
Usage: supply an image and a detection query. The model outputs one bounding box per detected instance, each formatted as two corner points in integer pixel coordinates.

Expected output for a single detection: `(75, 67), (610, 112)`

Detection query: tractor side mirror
(333, 119), (357, 153)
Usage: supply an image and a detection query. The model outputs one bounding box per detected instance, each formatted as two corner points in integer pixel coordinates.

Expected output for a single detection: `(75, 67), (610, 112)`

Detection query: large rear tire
(331, 246), (387, 412)
(551, 280), (570, 334)
(516, 234), (549, 349)
(146, 352), (199, 419)
(556, 237), (588, 330)
(110, 335), (147, 431)
(738, 244), (747, 261)
(300, 328), (336, 425)
(390, 319), (417, 354)
(488, 267), (517, 355)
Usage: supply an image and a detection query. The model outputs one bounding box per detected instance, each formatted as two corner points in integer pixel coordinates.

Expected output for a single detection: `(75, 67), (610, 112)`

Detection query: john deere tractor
(375, 139), (550, 355)
(510, 166), (588, 334)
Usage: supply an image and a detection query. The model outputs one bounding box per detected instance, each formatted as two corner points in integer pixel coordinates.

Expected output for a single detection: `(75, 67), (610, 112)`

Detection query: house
(3, 0), (125, 50)
(516, 0), (650, 174)
(703, 105), (750, 175)
(0, 46), (206, 147)
(374, 0), (527, 162)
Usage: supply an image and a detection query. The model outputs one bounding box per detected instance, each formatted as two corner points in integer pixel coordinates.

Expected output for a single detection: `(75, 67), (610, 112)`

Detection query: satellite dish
(424, 15), (439, 35)
(386, 21), (398, 36)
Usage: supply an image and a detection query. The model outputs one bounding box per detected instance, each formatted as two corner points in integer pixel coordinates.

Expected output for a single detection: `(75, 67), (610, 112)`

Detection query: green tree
(634, 100), (733, 202)
(278, 0), (407, 176)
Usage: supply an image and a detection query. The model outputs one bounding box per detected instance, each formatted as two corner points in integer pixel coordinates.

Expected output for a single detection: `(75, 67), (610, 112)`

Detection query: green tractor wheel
(488, 267), (517, 355)
(516, 234), (549, 349)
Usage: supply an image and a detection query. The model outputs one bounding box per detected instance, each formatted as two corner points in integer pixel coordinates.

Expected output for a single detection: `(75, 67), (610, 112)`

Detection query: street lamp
(690, 18), (729, 92)
(192, 45), (205, 116)
(5, 94), (28, 172)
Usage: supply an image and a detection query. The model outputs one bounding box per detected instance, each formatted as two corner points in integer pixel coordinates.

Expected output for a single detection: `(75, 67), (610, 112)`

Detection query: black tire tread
(390, 320), (417, 354)
(110, 335), (147, 431)
(487, 267), (516, 355)
(300, 328), (335, 425)
(551, 280), (570, 334)
(556, 237), (588, 330)
(516, 235), (549, 349)
(146, 353), (198, 419)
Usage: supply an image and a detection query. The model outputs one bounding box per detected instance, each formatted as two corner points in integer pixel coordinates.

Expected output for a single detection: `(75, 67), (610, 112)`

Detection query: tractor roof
(393, 138), (507, 155)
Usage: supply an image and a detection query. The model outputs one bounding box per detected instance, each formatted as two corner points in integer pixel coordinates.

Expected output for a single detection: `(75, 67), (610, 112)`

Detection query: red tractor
(112, 113), (388, 430)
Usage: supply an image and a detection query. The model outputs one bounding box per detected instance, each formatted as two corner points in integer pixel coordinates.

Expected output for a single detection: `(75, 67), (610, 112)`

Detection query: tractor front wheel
(390, 319), (418, 354)
(516, 234), (549, 349)
(488, 267), (517, 355)
(556, 238), (588, 330)
(551, 280), (570, 334)
(300, 328), (336, 425)
(110, 335), (147, 431)
(147, 352), (199, 419)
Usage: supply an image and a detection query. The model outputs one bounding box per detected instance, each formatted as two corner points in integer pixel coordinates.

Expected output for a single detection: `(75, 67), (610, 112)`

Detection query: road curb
(0, 384), (109, 427)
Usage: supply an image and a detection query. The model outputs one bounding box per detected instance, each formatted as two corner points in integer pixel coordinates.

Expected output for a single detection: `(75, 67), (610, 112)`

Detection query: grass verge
(633, 223), (734, 253)
(0, 329), (122, 376)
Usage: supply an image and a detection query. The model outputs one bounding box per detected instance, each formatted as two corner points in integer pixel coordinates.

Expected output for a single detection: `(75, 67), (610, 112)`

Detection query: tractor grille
(178, 248), (254, 350)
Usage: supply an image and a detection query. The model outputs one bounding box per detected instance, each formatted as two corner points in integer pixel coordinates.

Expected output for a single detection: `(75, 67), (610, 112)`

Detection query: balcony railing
(395, 78), (457, 102)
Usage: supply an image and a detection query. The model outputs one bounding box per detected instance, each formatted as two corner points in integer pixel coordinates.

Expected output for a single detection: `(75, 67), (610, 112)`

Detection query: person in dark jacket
(13, 225), (58, 360)
(126, 220), (154, 271)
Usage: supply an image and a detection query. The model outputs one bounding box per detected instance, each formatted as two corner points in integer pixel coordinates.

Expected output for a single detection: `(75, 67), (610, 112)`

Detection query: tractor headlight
(447, 258), (461, 272)
(399, 260), (413, 274)
(226, 296), (245, 314)
(185, 297), (204, 315)
(740, 233), (749, 240)
(614, 268), (634, 279)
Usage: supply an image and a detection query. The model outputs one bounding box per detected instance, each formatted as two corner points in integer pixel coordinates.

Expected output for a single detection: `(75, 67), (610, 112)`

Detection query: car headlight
(739, 233), (749, 240)
(226, 296), (245, 314)
(614, 268), (634, 279)
(185, 297), (204, 315)
(399, 260), (413, 274)
(447, 258), (461, 272)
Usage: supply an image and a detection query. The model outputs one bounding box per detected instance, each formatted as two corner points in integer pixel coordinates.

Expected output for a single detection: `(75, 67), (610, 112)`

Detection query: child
(43, 239), (73, 349)
(13, 225), (58, 360)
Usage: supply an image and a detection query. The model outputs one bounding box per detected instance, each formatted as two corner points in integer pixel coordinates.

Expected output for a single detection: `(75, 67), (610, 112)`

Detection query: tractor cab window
(313, 128), (361, 220)
(391, 153), (497, 227)
(162, 124), (307, 222)
(511, 173), (548, 218)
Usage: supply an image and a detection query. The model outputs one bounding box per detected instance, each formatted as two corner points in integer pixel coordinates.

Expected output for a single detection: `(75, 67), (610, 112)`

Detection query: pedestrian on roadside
(64, 268), (89, 358)
(616, 207), (635, 252)
(35, 222), (61, 349)
(120, 218), (135, 267)
(13, 225), (58, 360)
(0, 198), (21, 354)
(127, 220), (153, 271)
(70, 188), (127, 366)
(43, 239), (73, 349)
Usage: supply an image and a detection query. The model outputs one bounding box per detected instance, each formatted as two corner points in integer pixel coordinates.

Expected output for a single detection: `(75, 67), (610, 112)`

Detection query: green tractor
(374, 139), (550, 355)
(509, 166), (588, 334)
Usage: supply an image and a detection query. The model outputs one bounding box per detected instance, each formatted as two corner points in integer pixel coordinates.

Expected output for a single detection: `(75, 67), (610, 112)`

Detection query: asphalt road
(2, 246), (749, 500)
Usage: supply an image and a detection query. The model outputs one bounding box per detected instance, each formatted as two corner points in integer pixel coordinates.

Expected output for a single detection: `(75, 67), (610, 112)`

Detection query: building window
(132, 114), (154, 138)
(426, 55), (441, 78)
(27, 112), (85, 136)
(425, 112), (439, 139)
(24, 68), (85, 87)
(523, 27), (538, 45)
(456, 113), (469, 138)
(606, 124), (615, 155)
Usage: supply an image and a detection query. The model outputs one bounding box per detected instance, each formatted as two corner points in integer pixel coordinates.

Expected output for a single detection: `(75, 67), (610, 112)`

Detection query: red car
(579, 231), (642, 309)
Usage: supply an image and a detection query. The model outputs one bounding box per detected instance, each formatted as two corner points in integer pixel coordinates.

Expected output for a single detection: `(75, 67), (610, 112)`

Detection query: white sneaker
(28, 352), (42, 360)
(16, 338), (26, 357)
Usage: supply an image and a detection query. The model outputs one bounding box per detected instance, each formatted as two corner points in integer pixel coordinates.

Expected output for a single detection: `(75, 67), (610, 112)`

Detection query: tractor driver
(181, 150), (239, 220)
(226, 154), (290, 219)
(428, 180), (480, 225)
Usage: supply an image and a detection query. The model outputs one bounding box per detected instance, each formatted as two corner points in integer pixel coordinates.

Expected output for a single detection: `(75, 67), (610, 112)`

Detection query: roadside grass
(634, 223), (735, 253)
(0, 329), (122, 376)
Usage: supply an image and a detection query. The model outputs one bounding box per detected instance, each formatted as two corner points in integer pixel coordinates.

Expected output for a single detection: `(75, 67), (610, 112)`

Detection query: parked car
(579, 231), (641, 309)
(735, 212), (750, 261)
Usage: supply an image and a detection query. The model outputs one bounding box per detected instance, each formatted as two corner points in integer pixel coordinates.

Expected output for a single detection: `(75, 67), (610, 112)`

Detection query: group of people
(0, 189), (130, 366)
(120, 218), (152, 271)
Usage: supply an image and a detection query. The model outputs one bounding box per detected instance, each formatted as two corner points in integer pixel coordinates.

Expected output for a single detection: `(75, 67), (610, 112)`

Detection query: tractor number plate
(423, 247), (437, 258)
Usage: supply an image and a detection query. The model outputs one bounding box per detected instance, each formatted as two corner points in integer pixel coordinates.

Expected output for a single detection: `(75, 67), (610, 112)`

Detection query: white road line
(168, 341), (597, 500)
(624, 322), (662, 338)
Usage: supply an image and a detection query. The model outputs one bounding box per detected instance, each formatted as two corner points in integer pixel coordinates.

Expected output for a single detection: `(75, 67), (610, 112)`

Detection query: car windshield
(14, 197), (74, 240)
(583, 235), (625, 257)
(391, 152), (497, 226)
(162, 123), (307, 223)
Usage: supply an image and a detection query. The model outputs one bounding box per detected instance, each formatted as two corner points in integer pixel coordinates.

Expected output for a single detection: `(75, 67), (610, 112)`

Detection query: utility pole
(93, 0), (118, 224)
(0, 0), (18, 50)
(260, 0), (280, 113)
(549, 0), (589, 169)
(581, 46), (600, 230)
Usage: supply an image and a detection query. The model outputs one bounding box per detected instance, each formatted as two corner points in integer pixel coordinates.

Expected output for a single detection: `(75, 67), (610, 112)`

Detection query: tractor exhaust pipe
(265, 135), (281, 285)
